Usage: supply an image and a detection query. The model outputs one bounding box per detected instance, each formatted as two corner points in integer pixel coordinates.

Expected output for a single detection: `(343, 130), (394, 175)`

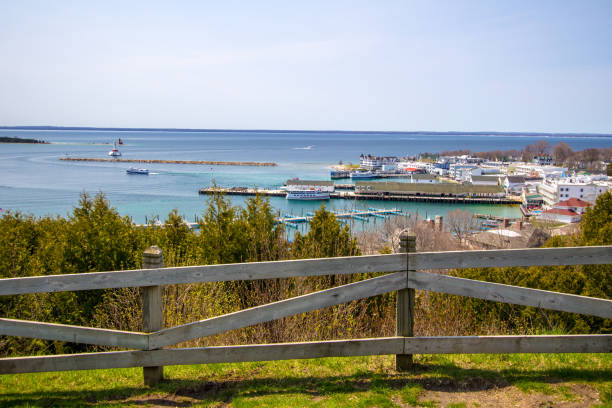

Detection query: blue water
(1, 129), (610, 225)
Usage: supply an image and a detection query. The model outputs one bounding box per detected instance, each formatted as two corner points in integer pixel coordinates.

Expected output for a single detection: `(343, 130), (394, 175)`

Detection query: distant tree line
(424, 141), (612, 171)
(0, 136), (48, 144)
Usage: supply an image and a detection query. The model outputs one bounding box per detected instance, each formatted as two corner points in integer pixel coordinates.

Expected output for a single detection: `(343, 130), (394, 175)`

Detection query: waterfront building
(537, 177), (610, 207)
(359, 154), (399, 170)
(381, 163), (398, 172)
(470, 175), (501, 186)
(537, 198), (590, 224)
(512, 164), (567, 178)
(521, 189), (544, 208)
(504, 176), (526, 194)
(449, 164), (479, 181)
(354, 181), (505, 198)
(554, 197), (590, 214)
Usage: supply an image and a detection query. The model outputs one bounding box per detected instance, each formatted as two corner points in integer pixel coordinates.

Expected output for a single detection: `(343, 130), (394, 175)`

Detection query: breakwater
(60, 158), (277, 166)
(198, 187), (521, 204)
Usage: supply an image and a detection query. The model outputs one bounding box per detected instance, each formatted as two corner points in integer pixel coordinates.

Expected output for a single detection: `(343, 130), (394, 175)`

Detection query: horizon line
(1, 125), (611, 137)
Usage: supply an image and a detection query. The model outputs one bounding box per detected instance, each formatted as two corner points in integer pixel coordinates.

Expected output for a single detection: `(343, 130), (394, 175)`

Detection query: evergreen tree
(292, 205), (360, 259)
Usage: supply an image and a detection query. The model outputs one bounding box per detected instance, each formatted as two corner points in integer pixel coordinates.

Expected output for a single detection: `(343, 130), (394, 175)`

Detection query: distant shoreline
(1, 126), (611, 138)
(0, 136), (49, 144)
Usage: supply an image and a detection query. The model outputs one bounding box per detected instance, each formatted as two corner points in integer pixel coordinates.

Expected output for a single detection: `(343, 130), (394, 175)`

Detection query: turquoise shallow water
(1, 129), (610, 224)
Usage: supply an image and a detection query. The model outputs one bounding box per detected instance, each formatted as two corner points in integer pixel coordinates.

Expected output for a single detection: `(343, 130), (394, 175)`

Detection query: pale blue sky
(1, 1), (611, 132)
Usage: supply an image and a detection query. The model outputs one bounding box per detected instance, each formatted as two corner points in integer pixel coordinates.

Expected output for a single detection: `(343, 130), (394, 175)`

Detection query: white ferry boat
(350, 171), (377, 179)
(286, 189), (330, 200)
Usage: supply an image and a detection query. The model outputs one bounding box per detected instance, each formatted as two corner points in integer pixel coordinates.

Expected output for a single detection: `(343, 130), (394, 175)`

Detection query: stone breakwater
(60, 158), (277, 166)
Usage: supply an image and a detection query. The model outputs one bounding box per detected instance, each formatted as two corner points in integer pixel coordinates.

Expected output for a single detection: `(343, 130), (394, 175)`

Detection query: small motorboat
(126, 167), (149, 175)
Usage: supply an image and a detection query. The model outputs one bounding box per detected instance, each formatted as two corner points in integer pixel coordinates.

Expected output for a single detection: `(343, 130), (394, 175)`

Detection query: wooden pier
(198, 187), (521, 205)
(61, 158), (277, 166)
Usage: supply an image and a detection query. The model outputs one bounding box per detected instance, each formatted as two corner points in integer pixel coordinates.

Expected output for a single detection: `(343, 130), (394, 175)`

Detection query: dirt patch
(119, 393), (202, 407)
(420, 383), (600, 408)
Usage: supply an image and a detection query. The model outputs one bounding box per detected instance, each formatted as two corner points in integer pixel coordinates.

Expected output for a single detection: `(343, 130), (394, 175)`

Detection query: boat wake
(293, 145), (315, 150)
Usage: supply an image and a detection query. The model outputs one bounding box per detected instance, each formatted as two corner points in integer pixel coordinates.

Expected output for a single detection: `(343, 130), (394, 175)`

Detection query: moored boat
(330, 170), (350, 179)
(286, 188), (330, 200)
(350, 171), (378, 179)
(126, 167), (149, 175)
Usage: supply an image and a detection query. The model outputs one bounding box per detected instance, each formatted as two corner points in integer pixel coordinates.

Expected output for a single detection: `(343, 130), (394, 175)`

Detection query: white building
(537, 177), (610, 208)
(381, 164), (398, 172)
(449, 164), (479, 181)
(411, 174), (438, 183)
(512, 164), (567, 178)
(504, 175), (526, 194)
(538, 208), (582, 224)
(359, 155), (399, 170)
(554, 198), (590, 214)
(470, 175), (501, 186)
(537, 198), (590, 224)
(397, 161), (428, 172)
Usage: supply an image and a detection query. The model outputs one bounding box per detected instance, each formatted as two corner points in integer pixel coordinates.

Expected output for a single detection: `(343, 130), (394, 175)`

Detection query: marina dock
(60, 158), (277, 166)
(278, 208), (406, 228)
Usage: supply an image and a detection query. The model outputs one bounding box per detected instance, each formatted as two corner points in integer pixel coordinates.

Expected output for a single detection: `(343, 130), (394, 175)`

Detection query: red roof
(543, 208), (580, 217)
(555, 198), (590, 208)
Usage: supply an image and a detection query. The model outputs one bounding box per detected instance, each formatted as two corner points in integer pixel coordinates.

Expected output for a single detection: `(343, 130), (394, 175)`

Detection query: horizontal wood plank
(404, 335), (612, 354)
(0, 318), (147, 349)
(0, 254), (406, 296)
(148, 272), (408, 349)
(0, 246), (609, 296)
(412, 246), (612, 270)
(1, 335), (609, 374)
(408, 271), (612, 318)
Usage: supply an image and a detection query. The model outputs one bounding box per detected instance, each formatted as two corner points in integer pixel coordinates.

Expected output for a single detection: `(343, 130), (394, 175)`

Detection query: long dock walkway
(198, 187), (521, 204)
(60, 158), (277, 166)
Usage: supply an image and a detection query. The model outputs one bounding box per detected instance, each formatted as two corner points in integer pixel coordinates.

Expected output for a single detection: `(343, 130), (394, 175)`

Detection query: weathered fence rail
(0, 239), (610, 385)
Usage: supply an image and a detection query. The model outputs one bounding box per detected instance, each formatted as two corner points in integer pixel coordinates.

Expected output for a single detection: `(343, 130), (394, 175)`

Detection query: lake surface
(1, 129), (610, 226)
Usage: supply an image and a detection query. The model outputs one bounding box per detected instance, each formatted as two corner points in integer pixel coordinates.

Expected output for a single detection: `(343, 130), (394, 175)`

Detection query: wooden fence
(0, 236), (610, 386)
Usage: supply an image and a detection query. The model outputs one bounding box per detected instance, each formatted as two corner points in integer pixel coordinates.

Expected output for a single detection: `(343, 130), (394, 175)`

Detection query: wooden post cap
(399, 230), (416, 252)
(143, 246), (163, 269)
(399, 229), (416, 241)
(143, 246), (163, 258)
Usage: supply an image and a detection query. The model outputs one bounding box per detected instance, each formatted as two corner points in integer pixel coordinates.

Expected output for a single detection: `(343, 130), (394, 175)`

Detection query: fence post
(396, 229), (416, 371)
(142, 246), (164, 386)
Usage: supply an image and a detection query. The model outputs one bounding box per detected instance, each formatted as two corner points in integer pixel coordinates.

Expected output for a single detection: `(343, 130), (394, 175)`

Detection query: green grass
(514, 380), (555, 395)
(0, 353), (610, 407)
(447, 403), (467, 408)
